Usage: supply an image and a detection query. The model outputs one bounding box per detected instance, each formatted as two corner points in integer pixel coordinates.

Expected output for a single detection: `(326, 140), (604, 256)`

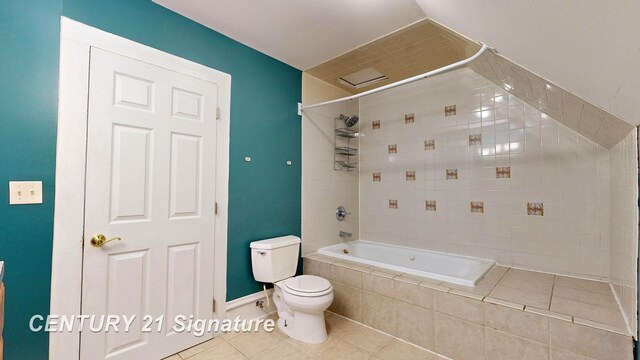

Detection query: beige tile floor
(164, 312), (448, 360)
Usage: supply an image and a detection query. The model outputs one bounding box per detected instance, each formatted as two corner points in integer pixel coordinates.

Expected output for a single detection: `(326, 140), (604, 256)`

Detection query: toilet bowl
(272, 275), (333, 344)
(250, 236), (333, 344)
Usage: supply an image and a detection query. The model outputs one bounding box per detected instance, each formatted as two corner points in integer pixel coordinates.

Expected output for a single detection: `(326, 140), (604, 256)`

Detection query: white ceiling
(153, 0), (427, 71)
(415, 0), (640, 126)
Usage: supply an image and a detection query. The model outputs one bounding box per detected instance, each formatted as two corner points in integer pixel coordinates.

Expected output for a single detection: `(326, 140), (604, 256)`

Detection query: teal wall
(0, 0), (62, 359)
(0, 0), (301, 358)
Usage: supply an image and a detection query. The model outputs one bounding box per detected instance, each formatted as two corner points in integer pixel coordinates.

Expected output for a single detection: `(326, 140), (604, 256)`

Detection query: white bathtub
(318, 240), (495, 286)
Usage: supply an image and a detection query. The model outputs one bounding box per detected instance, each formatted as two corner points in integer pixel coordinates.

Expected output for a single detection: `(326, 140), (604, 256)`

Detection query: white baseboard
(225, 288), (276, 320)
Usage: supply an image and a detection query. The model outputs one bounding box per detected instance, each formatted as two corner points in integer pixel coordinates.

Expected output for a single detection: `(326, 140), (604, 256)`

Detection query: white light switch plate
(9, 181), (43, 205)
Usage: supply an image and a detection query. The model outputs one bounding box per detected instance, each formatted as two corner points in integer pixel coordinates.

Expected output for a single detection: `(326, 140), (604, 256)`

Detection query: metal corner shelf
(334, 120), (358, 172)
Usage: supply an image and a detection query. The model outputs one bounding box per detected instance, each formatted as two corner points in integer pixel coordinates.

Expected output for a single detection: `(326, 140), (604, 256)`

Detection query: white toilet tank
(250, 235), (301, 283)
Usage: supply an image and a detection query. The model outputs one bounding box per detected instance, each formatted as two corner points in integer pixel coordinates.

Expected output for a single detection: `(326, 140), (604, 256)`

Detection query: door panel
(81, 47), (218, 360)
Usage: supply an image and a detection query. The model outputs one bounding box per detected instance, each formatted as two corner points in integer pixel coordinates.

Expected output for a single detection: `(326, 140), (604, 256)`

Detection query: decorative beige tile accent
(484, 302), (549, 344)
(549, 318), (633, 360)
(362, 291), (396, 335)
(445, 169), (458, 180)
(469, 134), (482, 145)
(424, 139), (435, 150)
(470, 201), (484, 213)
(527, 203), (544, 216)
(405, 170), (415, 181)
(372, 172), (381, 182)
(496, 166), (511, 178)
(435, 291), (484, 325)
(404, 113), (415, 124)
(435, 313), (485, 360)
(395, 301), (435, 350)
(372, 120), (380, 130)
(329, 282), (363, 321)
(388, 200), (398, 209)
(387, 144), (397, 154)
(485, 328), (549, 360)
(425, 200), (437, 211)
(445, 105), (457, 117)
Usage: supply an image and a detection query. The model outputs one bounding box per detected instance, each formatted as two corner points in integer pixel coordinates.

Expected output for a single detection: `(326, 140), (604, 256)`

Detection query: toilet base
(276, 310), (328, 344)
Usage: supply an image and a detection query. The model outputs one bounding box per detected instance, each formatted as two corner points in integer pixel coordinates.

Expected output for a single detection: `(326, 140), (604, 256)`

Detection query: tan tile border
(483, 296), (525, 310)
(573, 317), (631, 336)
(449, 289), (485, 301)
(524, 306), (572, 322)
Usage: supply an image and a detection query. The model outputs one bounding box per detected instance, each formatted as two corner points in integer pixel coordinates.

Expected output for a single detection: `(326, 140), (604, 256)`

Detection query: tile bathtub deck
(305, 253), (630, 336)
(164, 312), (447, 360)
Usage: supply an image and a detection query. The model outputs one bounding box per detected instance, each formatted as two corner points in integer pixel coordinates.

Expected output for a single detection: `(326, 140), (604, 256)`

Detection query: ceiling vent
(338, 67), (388, 89)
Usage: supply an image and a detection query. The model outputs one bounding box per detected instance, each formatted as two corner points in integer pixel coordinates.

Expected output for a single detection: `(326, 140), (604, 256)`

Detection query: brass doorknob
(90, 234), (121, 247)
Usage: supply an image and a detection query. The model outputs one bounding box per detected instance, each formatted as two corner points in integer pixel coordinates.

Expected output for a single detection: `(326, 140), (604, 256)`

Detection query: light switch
(9, 181), (43, 205)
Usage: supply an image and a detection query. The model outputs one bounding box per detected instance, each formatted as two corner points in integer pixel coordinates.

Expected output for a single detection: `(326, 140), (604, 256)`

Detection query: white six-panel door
(81, 48), (218, 359)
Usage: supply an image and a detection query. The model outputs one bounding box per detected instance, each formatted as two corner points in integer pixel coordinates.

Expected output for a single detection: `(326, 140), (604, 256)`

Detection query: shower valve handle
(336, 206), (351, 221)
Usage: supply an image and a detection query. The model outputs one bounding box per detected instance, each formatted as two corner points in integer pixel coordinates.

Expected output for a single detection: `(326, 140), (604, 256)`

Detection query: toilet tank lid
(250, 235), (301, 250)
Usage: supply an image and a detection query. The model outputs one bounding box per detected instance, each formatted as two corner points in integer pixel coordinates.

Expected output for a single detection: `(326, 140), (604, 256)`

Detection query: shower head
(339, 114), (359, 128)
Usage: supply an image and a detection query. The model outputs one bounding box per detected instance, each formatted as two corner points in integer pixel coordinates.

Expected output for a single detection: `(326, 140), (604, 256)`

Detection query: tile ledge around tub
(573, 317), (632, 337)
(483, 296), (525, 310)
(303, 253), (338, 264)
(419, 281), (451, 293)
(523, 306), (572, 322)
(449, 289), (485, 301)
(333, 259), (374, 273)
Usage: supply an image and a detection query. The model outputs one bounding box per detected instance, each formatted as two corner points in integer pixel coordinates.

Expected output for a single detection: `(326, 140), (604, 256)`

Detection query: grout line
(548, 274), (556, 311)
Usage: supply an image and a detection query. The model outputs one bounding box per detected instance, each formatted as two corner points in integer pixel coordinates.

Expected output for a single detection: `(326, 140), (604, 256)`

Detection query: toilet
(250, 235), (333, 344)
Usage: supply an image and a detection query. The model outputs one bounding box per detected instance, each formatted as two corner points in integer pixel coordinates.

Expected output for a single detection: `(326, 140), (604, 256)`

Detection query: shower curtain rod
(300, 43), (494, 112)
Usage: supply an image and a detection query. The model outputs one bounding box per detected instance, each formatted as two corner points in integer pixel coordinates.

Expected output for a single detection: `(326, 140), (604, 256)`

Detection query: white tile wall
(359, 68), (611, 279)
(301, 99), (359, 255)
(610, 129), (638, 336)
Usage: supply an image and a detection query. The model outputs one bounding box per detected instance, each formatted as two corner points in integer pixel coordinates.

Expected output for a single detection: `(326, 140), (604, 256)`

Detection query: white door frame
(50, 17), (230, 360)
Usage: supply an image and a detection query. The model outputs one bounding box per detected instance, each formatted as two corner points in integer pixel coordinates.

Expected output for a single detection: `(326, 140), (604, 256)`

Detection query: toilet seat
(283, 275), (332, 297)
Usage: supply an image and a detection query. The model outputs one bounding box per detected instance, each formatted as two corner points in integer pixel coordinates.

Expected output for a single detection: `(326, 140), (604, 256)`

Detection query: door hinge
(212, 299), (216, 312)
(81, 236), (84, 248)
(215, 202), (218, 215)
(216, 107), (221, 120)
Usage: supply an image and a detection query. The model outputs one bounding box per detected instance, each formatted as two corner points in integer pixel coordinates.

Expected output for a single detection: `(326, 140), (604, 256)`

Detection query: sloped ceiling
(306, 19), (480, 94)
(153, 0), (427, 70)
(415, 0), (640, 126)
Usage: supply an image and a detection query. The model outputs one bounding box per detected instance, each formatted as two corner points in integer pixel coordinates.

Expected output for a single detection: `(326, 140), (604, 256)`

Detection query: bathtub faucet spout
(339, 231), (352, 239)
